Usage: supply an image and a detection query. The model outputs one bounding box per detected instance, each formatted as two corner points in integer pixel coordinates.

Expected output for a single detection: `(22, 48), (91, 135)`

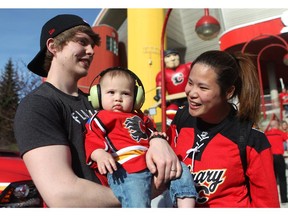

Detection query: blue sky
(0, 8), (101, 74)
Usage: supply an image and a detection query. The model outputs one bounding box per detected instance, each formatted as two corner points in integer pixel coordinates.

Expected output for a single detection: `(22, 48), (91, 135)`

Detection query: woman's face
(185, 63), (230, 124)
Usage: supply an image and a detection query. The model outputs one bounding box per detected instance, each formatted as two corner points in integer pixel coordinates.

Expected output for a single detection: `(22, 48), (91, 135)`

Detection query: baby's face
(100, 75), (134, 113)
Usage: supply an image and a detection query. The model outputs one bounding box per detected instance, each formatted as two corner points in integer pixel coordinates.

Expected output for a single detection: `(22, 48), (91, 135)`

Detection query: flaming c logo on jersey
(124, 116), (148, 142)
(171, 72), (184, 86)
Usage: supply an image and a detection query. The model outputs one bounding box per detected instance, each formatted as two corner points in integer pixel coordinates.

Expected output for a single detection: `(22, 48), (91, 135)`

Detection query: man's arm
(23, 145), (120, 207)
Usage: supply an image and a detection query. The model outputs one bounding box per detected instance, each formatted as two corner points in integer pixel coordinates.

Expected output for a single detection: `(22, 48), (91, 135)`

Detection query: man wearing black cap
(14, 14), (181, 207)
(154, 49), (191, 125)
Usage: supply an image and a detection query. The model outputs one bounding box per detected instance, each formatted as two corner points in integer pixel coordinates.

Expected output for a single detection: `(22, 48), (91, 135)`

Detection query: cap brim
(27, 48), (47, 77)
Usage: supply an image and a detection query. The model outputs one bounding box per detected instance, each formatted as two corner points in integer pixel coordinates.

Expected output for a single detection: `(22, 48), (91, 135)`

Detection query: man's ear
(46, 38), (56, 54)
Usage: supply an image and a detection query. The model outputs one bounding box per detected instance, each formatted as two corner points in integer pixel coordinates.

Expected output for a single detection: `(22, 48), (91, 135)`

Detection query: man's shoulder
(24, 82), (53, 97)
(19, 82), (75, 111)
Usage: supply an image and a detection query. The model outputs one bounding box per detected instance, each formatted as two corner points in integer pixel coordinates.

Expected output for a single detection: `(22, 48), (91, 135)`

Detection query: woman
(167, 50), (280, 207)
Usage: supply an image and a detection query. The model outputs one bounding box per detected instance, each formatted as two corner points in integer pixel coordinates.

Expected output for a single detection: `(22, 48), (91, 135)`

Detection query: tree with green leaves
(0, 59), (41, 150)
(0, 59), (19, 149)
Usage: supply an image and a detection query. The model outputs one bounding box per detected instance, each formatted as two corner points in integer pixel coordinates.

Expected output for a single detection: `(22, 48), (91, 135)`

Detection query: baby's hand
(91, 149), (117, 175)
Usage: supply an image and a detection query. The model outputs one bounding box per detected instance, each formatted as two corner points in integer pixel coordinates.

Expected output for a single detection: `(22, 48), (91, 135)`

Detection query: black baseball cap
(27, 14), (92, 77)
(164, 49), (179, 57)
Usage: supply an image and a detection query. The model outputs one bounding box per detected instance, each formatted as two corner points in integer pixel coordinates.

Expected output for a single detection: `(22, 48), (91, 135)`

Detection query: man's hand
(146, 137), (182, 189)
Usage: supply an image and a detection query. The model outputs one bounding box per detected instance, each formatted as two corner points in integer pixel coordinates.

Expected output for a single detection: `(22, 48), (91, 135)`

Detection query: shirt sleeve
(246, 132), (280, 207)
(14, 94), (69, 157)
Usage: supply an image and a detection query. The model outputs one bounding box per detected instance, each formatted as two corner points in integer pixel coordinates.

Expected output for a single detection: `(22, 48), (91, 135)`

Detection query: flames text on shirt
(71, 109), (95, 124)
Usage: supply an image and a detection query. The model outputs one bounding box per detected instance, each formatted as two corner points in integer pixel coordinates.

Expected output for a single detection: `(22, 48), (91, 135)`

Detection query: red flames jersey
(167, 106), (280, 208)
(155, 62), (192, 95)
(85, 110), (154, 174)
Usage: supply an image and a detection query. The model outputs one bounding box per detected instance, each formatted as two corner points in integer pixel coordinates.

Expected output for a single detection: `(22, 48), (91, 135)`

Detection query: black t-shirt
(14, 82), (100, 183)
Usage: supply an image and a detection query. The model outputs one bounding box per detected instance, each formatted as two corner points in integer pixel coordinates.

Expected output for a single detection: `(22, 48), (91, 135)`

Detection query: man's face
(164, 53), (180, 69)
(54, 32), (95, 79)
